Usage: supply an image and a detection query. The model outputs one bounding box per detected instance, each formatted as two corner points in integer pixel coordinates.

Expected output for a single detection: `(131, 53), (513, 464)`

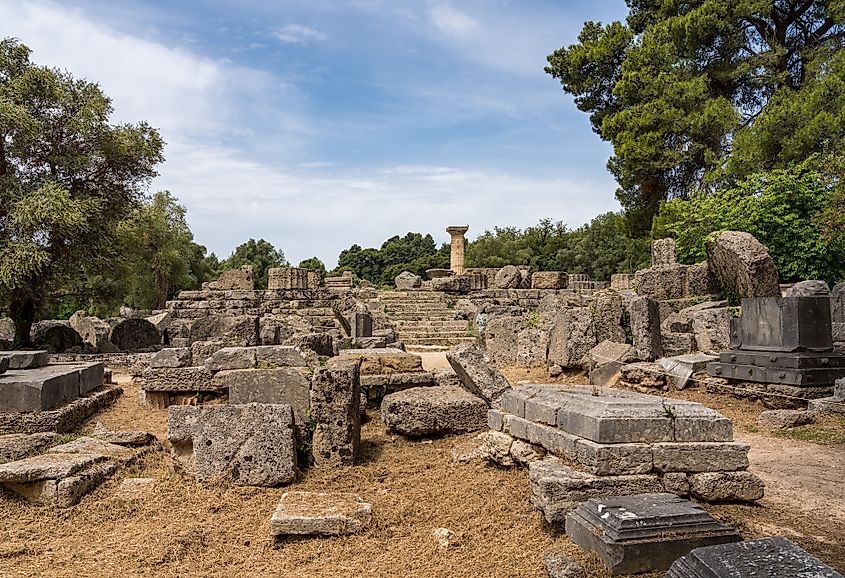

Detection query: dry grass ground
(1, 366), (843, 577)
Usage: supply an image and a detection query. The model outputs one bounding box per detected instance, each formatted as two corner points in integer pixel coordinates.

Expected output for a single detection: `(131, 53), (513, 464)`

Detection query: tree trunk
(156, 270), (169, 310)
(9, 292), (36, 349)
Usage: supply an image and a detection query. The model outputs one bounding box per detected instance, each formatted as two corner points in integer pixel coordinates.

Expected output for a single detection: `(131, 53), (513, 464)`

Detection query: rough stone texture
(359, 371), (436, 393)
(833, 283), (845, 322)
(619, 362), (666, 390)
(270, 491), (372, 537)
(0, 387), (122, 434)
(92, 422), (155, 446)
(686, 262), (719, 296)
(141, 366), (215, 392)
(204, 346), (257, 371)
(207, 265), (254, 290)
(1, 350), (50, 369)
(0, 319), (13, 350)
(31, 322), (84, 353)
(381, 386), (488, 436)
(336, 348), (422, 375)
(0, 356), (7, 375)
(548, 308), (596, 368)
(661, 301), (728, 334)
(565, 493), (741, 576)
(661, 332), (696, 357)
(0, 432), (58, 464)
(190, 340), (226, 365)
(634, 264), (689, 300)
(394, 271), (422, 290)
(109, 318), (161, 351)
(0, 452), (106, 482)
(529, 456), (664, 522)
(658, 353), (716, 390)
(532, 272), (568, 290)
(514, 327), (549, 368)
(630, 296), (662, 361)
(149, 347), (192, 368)
(652, 238), (677, 266)
(691, 308), (731, 354)
(69, 312), (117, 353)
(705, 231), (780, 299)
(786, 279), (830, 297)
(48, 436), (135, 460)
(588, 341), (636, 387)
(652, 442), (749, 473)
(757, 409), (815, 429)
(663, 472), (690, 496)
(189, 315), (260, 347)
(431, 276), (470, 293)
(432, 368), (463, 389)
(666, 537), (845, 578)
(689, 471), (765, 502)
(187, 403), (297, 486)
(224, 368), (311, 437)
(310, 359), (361, 466)
(287, 332), (334, 357)
(494, 265), (521, 289)
(483, 315), (523, 366)
(446, 344), (511, 406)
(544, 551), (585, 578)
(590, 295), (626, 344)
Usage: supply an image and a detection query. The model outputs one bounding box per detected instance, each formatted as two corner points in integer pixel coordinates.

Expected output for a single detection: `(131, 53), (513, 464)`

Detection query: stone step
(398, 330), (472, 339)
(393, 321), (468, 330)
(384, 306), (452, 313)
(401, 336), (478, 346)
(405, 344), (452, 353)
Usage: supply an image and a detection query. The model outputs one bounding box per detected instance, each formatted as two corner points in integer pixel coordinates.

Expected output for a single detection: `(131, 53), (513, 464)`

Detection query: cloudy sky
(0, 0), (628, 266)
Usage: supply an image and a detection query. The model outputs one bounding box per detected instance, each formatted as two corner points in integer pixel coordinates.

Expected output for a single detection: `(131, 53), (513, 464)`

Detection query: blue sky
(0, 0), (629, 266)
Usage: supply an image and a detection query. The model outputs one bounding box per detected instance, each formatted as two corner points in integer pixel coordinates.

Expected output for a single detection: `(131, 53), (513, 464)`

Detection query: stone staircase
(377, 291), (477, 352)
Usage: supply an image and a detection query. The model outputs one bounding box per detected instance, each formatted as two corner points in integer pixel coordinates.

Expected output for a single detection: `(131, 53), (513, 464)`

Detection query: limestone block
(630, 296), (662, 361)
(192, 403), (296, 486)
(544, 551), (585, 578)
(590, 295), (626, 344)
(204, 347), (257, 371)
(223, 368), (311, 436)
(0, 452), (106, 482)
(756, 409), (815, 429)
(785, 279), (830, 296)
(91, 422), (155, 447)
(661, 332), (696, 357)
(689, 471), (765, 502)
(573, 438), (654, 475)
(149, 347), (192, 369)
(0, 362), (103, 412)
(190, 340), (226, 365)
(1, 350), (50, 369)
(431, 276), (470, 292)
(531, 272), (568, 290)
(528, 456), (663, 523)
(380, 386), (487, 436)
(270, 491), (372, 536)
(516, 327), (550, 367)
(548, 308), (596, 368)
(395, 271), (422, 290)
(209, 266), (254, 290)
(832, 283), (845, 322)
(359, 371), (436, 392)
(661, 301), (728, 334)
(0, 432), (58, 464)
(109, 318), (161, 351)
(476, 431), (515, 466)
(189, 314), (260, 347)
(310, 359), (361, 466)
(446, 343), (512, 406)
(495, 265), (521, 289)
(691, 308), (731, 354)
(705, 231), (779, 299)
(619, 362), (666, 390)
(652, 238), (677, 266)
(483, 315), (524, 366)
(48, 436), (135, 461)
(662, 472), (690, 496)
(685, 262), (718, 296)
(141, 366), (215, 392)
(336, 348), (422, 375)
(634, 264), (688, 300)
(652, 442), (749, 473)
(658, 352), (716, 389)
(487, 409), (505, 432)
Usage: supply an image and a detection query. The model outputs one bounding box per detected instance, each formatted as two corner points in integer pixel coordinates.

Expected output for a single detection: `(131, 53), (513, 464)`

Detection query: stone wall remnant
(705, 231), (779, 299)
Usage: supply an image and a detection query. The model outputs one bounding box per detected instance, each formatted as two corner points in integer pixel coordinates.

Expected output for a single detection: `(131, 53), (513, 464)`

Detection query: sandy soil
(1, 366), (843, 577)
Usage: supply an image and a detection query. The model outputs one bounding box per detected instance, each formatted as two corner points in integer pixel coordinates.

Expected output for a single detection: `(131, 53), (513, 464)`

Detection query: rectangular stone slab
(0, 452), (106, 482)
(566, 493), (741, 575)
(0, 351), (50, 369)
(666, 536), (844, 578)
(708, 362), (845, 387)
(270, 491), (372, 536)
(0, 363), (103, 412)
(719, 350), (845, 369)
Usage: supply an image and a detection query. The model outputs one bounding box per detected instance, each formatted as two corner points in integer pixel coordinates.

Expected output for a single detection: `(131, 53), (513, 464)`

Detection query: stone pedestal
(446, 225), (469, 275)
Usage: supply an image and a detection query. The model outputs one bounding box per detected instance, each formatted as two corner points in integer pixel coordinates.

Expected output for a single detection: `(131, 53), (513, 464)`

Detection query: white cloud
(428, 3), (480, 36)
(272, 23), (327, 44)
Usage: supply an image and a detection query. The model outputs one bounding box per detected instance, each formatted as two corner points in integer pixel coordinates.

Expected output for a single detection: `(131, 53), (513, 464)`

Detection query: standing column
(447, 225), (469, 275)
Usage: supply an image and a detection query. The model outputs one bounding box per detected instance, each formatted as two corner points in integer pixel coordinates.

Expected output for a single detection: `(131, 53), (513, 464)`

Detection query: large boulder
(785, 280), (830, 297)
(189, 314), (259, 346)
(0, 319), (14, 350)
(691, 308), (731, 354)
(705, 231), (779, 299)
(381, 386), (488, 436)
(494, 265), (521, 289)
(446, 344), (512, 406)
(394, 271), (422, 290)
(109, 318), (161, 351)
(31, 321), (84, 353)
(69, 311), (117, 353)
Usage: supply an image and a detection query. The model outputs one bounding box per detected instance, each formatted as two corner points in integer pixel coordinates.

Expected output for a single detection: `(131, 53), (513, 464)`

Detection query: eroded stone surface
(446, 343), (511, 406)
(270, 491), (372, 536)
(381, 386), (487, 436)
(311, 359), (361, 466)
(0, 452), (105, 482)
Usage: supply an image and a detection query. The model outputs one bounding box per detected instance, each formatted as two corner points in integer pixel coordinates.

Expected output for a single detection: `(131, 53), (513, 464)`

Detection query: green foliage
(654, 159), (845, 284)
(0, 38), (164, 345)
(466, 214), (650, 281)
(333, 233), (449, 286)
(220, 238), (288, 289)
(546, 2), (845, 233)
(298, 257), (326, 273)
